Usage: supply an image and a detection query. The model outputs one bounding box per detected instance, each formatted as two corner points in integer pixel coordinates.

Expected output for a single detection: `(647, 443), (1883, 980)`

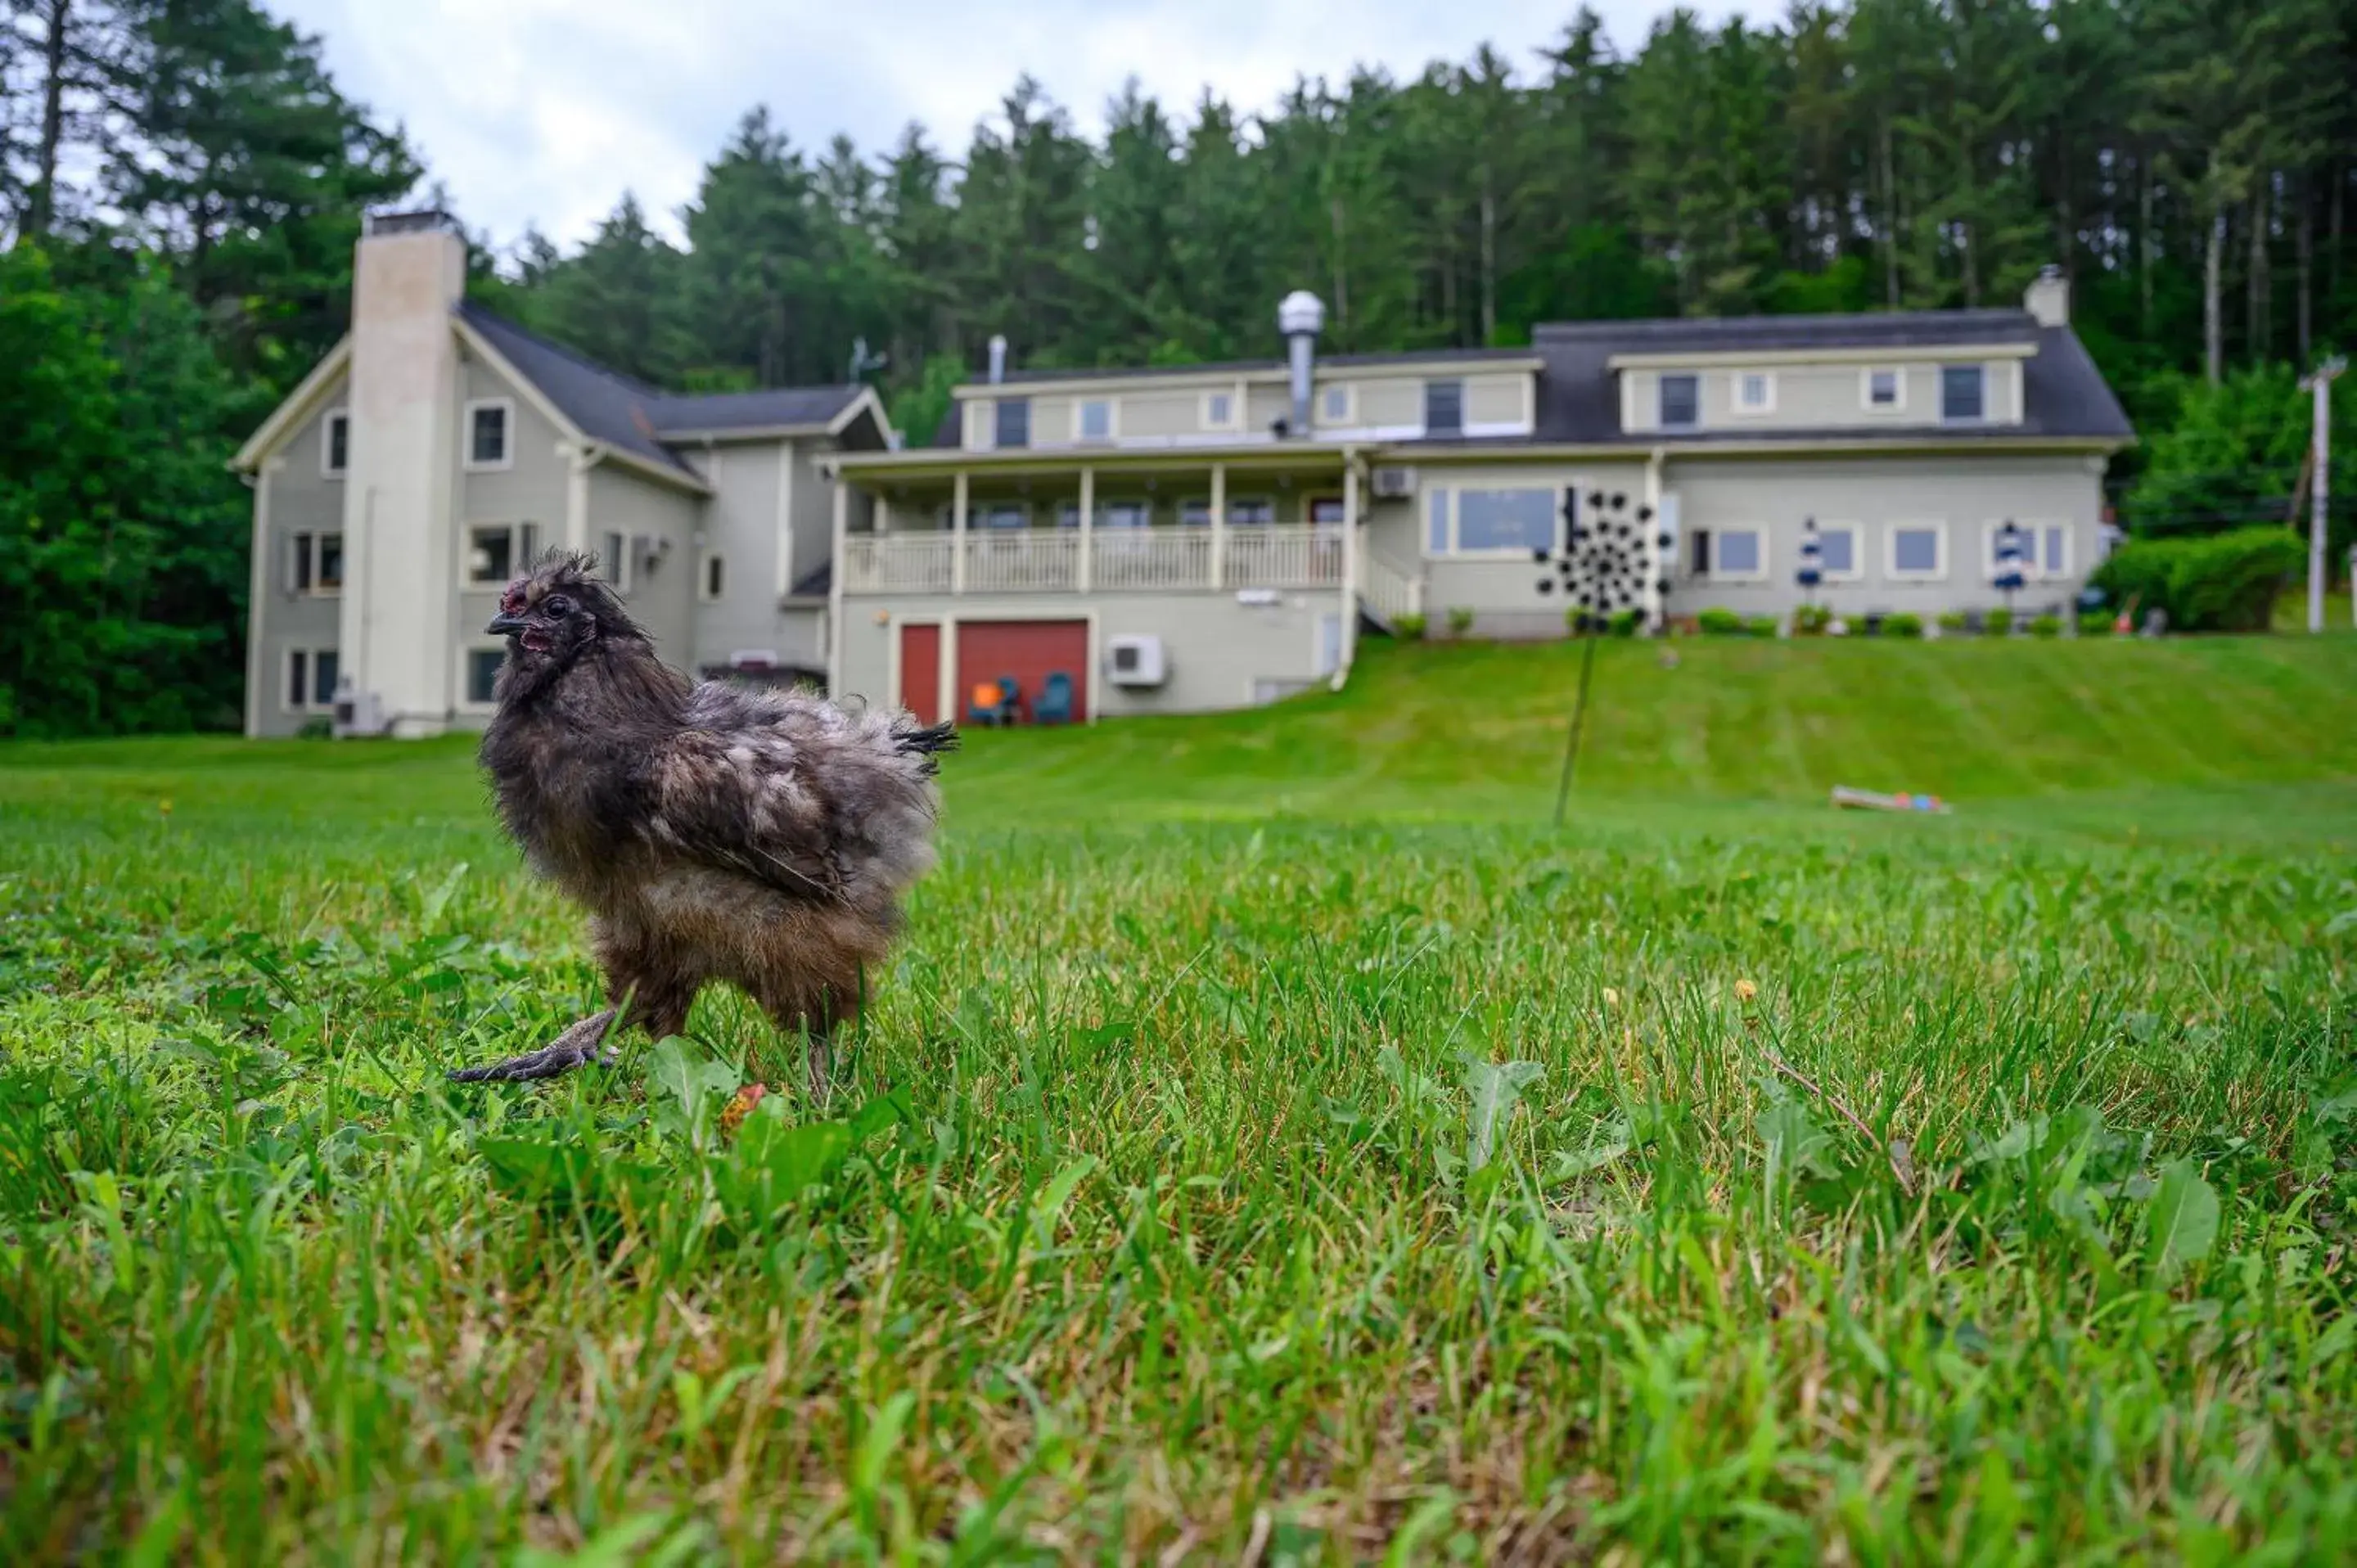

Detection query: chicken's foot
(449, 1008), (618, 1084)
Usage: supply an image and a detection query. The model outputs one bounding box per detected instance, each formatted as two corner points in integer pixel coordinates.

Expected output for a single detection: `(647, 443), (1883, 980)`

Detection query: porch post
(1077, 465), (1095, 593)
(1336, 456), (1360, 689)
(1209, 462), (1227, 588)
(951, 469), (968, 595)
(827, 466), (849, 697)
(875, 493), (890, 535)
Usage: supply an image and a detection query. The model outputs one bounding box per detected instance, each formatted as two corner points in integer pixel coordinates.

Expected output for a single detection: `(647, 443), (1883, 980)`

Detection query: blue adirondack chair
(1035, 670), (1076, 725)
(967, 675), (1021, 727)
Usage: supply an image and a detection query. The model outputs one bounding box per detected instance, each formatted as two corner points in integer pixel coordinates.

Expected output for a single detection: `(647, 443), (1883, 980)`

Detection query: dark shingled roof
(942, 309), (2129, 452)
(644, 385), (866, 435)
(989, 344), (1538, 386)
(457, 304), (869, 478)
(1505, 309), (2134, 447)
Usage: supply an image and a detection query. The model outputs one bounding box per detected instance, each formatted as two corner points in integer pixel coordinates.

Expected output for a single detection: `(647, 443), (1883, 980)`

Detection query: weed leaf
(2146, 1159), (2220, 1281)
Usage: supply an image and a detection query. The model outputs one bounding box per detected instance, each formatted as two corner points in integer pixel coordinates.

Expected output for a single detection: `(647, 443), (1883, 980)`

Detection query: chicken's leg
(448, 1008), (617, 1084)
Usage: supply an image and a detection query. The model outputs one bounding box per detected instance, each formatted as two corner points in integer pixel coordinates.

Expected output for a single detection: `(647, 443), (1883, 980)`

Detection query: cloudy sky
(274, 1), (1738, 256)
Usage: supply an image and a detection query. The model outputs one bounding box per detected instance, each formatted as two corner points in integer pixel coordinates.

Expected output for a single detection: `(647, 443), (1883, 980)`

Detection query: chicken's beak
(485, 612), (528, 637)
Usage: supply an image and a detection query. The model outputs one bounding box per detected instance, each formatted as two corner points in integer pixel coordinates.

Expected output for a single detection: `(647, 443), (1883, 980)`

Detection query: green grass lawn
(4, 638), (2356, 1561)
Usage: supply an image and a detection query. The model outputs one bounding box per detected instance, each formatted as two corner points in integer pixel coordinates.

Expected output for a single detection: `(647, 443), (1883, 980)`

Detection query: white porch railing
(1360, 551), (1425, 624)
(965, 530), (1080, 593)
(843, 522), (1350, 596)
(1224, 524), (1345, 588)
(1093, 528), (1214, 590)
(842, 534), (954, 593)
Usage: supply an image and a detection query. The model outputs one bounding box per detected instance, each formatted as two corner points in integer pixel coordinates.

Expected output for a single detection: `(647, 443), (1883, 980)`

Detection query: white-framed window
(1697, 525), (1768, 581)
(465, 524), (534, 586)
(282, 647), (339, 713)
(288, 530), (345, 595)
(702, 554), (726, 602)
(1228, 497), (1274, 526)
(461, 645), (505, 710)
(1940, 365), (1986, 423)
(1659, 373), (1700, 430)
(1886, 521), (1948, 580)
(1731, 372), (1775, 414)
(1861, 368), (1905, 412)
(600, 529), (632, 592)
(463, 398), (514, 470)
(1982, 520), (2071, 580)
(1320, 384), (1354, 425)
(976, 503), (1030, 530)
(1201, 390), (1236, 431)
(322, 411), (350, 477)
(994, 398), (1030, 449)
(1178, 498), (1212, 526)
(1426, 487), (1560, 556)
(1097, 499), (1151, 529)
(1813, 522), (1864, 581)
(1075, 399), (1114, 441)
(1423, 380), (1464, 435)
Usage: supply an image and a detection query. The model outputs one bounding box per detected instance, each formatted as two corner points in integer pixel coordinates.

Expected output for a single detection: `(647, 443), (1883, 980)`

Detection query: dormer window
(1076, 399), (1113, 441)
(1658, 374), (1700, 430)
(1733, 372), (1773, 413)
(994, 397), (1030, 449)
(1322, 385), (1354, 425)
(1865, 368), (1903, 409)
(1940, 365), (1986, 422)
(1423, 380), (1463, 436)
(1202, 390), (1235, 430)
(465, 399), (513, 469)
(322, 412), (349, 476)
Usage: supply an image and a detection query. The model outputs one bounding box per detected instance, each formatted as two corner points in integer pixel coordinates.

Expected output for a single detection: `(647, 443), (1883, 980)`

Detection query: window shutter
(1689, 527), (1711, 576)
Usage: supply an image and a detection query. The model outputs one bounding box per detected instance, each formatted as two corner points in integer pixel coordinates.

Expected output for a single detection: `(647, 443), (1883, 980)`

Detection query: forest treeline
(3, 0), (2353, 734)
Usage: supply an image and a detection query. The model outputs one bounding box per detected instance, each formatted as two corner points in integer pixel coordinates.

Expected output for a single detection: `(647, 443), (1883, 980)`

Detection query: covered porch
(828, 448), (1363, 597)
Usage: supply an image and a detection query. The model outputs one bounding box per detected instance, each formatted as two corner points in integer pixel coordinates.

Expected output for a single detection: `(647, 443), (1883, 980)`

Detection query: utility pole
(2300, 356), (2345, 633)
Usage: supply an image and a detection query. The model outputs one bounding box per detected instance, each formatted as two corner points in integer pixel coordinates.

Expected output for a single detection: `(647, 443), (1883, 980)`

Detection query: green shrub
(2089, 526), (2304, 632)
(1392, 612), (1426, 641)
(1445, 606), (1476, 638)
(296, 716), (334, 741)
(1697, 607), (1746, 635)
(2030, 614), (2063, 638)
(1936, 611), (1969, 634)
(1746, 614), (1780, 638)
(1607, 608), (1642, 638)
(1882, 612), (1925, 639)
(1985, 608), (2014, 637)
(2076, 611), (2113, 638)
(1791, 603), (1832, 635)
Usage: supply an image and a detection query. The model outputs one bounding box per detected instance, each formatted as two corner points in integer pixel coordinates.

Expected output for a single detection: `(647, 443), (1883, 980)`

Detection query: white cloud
(273, 0), (1740, 252)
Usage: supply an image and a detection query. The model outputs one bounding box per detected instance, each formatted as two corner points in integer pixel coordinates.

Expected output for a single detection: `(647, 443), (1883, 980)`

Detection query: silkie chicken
(448, 551), (955, 1089)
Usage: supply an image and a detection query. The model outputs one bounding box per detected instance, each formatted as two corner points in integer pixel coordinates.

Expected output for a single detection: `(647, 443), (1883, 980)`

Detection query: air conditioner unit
(1372, 465), (1417, 499)
(332, 685), (388, 739)
(1106, 634), (1168, 688)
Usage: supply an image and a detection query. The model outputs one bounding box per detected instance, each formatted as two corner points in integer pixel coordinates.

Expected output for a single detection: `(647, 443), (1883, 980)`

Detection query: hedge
(2089, 526), (2304, 633)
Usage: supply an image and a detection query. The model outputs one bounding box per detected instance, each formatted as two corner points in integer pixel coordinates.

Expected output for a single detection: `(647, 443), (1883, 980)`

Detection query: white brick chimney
(2024, 265), (2069, 329)
(340, 210), (466, 737)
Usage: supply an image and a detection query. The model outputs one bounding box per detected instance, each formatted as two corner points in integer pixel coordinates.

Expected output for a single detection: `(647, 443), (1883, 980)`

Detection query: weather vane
(1531, 487), (1674, 827)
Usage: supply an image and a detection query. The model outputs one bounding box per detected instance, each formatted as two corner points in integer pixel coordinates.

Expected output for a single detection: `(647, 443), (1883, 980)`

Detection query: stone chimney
(341, 210), (467, 737)
(2024, 265), (2069, 329)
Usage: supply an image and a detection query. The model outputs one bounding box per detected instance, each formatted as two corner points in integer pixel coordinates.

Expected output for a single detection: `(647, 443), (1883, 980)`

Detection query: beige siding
(963, 399), (994, 451)
(1355, 378), (1422, 430)
(246, 383), (349, 737)
(1627, 358), (2029, 435)
(838, 591), (1334, 719)
(1030, 395), (1077, 445)
(683, 441), (786, 672)
(1666, 453), (2105, 621)
(1121, 390), (1201, 439)
(458, 355), (569, 539)
(1246, 383), (1291, 433)
(1412, 459), (1653, 637)
(1465, 373), (1530, 429)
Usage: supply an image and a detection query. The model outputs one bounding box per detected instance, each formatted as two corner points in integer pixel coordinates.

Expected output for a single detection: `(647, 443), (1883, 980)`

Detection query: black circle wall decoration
(1536, 488), (1653, 630)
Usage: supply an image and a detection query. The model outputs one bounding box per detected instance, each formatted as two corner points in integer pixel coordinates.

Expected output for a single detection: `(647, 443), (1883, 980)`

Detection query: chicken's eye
(546, 595), (575, 617)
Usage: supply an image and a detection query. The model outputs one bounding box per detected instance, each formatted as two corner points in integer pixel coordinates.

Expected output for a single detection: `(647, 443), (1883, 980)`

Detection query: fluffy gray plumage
(450, 551), (955, 1085)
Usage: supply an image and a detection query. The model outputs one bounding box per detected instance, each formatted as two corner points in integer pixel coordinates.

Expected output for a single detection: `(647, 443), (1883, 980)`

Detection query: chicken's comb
(500, 582), (529, 615)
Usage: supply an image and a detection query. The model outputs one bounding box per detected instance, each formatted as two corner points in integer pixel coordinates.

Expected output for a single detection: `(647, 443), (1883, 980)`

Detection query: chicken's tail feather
(894, 720), (960, 774)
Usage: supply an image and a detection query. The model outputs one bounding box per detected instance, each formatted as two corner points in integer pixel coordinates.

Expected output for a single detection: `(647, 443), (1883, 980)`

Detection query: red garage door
(899, 623), (942, 725)
(956, 620), (1088, 724)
